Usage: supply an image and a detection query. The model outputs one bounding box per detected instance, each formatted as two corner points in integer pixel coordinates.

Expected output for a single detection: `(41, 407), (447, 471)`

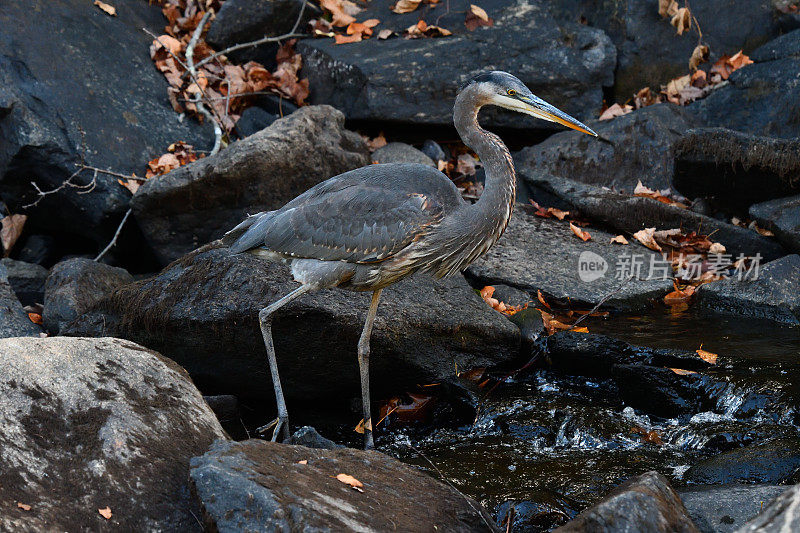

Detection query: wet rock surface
(750, 195), (800, 254)
(673, 128), (800, 212)
(131, 105), (370, 265)
(697, 255), (800, 325)
(553, 471), (698, 533)
(466, 212), (674, 311)
(517, 103), (699, 191)
(372, 142), (436, 167)
(737, 484), (800, 532)
(679, 484), (787, 533)
(297, 0), (615, 130)
(189, 438), (498, 532)
(0, 0), (205, 244)
(526, 174), (786, 261)
(0, 262), (41, 338)
(685, 438), (800, 485)
(65, 244), (521, 402)
(0, 336), (227, 532)
(43, 258), (133, 334)
(0, 258), (47, 307)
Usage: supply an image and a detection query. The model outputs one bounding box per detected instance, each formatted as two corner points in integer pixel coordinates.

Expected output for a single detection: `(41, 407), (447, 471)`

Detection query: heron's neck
(454, 92), (516, 224)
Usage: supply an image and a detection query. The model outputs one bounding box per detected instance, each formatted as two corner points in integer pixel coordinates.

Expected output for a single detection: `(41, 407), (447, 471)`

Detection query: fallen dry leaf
(632, 227), (662, 252)
(297, 459), (308, 465)
(392, 0), (422, 13)
(27, 313), (43, 325)
(599, 103), (633, 120)
(670, 368), (697, 376)
(1, 214), (27, 257)
(670, 7), (691, 35)
(377, 28), (394, 39)
(336, 473), (364, 492)
(689, 44), (709, 70)
(570, 222), (591, 242)
(696, 347), (718, 365)
(94, 0), (117, 16)
(658, 0), (679, 17)
(465, 4), (493, 31)
(362, 132), (387, 152)
(406, 20), (452, 38)
(663, 285), (695, 305)
(17, 502), (31, 511)
(708, 242), (726, 254)
(321, 0), (361, 26)
(335, 33), (362, 44)
(98, 507), (112, 520)
(633, 181), (688, 208)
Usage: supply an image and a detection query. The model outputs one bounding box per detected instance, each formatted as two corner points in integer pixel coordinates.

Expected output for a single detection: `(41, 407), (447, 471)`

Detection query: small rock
(750, 195), (800, 254)
(65, 244), (520, 403)
(554, 471), (698, 532)
(43, 258), (133, 334)
(1, 258), (48, 306)
(372, 142), (436, 167)
(235, 106), (278, 138)
(685, 438), (800, 485)
(516, 103), (700, 191)
(421, 139), (447, 162)
(0, 262), (41, 338)
(673, 128), (800, 211)
(737, 483), (800, 532)
(189, 439), (498, 532)
(495, 491), (579, 531)
(0, 336), (227, 531)
(15, 234), (58, 267)
(466, 213), (674, 311)
(697, 255), (800, 325)
(750, 28), (800, 63)
(290, 426), (342, 449)
(131, 105), (370, 265)
(680, 484), (787, 533)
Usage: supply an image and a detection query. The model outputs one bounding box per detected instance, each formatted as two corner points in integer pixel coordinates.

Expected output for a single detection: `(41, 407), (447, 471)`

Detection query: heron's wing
(230, 184), (451, 263)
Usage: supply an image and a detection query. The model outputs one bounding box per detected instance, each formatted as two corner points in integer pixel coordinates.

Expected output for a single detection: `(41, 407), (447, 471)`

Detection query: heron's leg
(257, 284), (312, 442)
(358, 289), (382, 450)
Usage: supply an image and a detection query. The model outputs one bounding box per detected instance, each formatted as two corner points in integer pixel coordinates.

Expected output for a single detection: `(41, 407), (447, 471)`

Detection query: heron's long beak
(517, 95), (598, 137)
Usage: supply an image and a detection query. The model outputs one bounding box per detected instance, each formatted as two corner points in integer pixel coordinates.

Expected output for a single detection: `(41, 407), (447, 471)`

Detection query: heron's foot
(257, 416), (291, 443)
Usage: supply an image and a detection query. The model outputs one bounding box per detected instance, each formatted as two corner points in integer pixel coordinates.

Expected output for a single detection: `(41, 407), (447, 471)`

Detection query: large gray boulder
(0, 0), (206, 245)
(0, 262), (40, 338)
(131, 105), (371, 265)
(680, 484), (788, 533)
(0, 336), (227, 531)
(297, 0), (615, 130)
(750, 195), (800, 254)
(673, 128), (800, 211)
(43, 258), (133, 334)
(685, 438), (800, 486)
(64, 244), (520, 402)
(189, 439), (498, 532)
(697, 254), (800, 325)
(554, 471), (698, 532)
(517, 103), (701, 191)
(525, 174), (786, 261)
(466, 213), (674, 311)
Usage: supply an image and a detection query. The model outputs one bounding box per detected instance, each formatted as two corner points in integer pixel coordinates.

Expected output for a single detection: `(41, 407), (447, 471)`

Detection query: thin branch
(290, 0), (309, 35)
(78, 164), (148, 181)
(186, 11), (222, 156)
(192, 32), (305, 71)
(94, 208), (132, 262)
(23, 167), (97, 208)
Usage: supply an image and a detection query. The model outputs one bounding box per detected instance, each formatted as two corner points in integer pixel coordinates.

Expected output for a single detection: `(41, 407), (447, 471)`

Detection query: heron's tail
(222, 211), (272, 253)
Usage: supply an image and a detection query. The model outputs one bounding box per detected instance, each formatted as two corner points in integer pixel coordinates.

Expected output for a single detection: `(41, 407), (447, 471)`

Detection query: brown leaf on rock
(1, 214), (27, 257)
(117, 178), (141, 195)
(335, 33), (362, 44)
(150, 35), (183, 58)
(456, 153), (478, 176)
(28, 312), (43, 325)
(465, 4), (494, 31)
(634, 87), (660, 109)
(670, 368), (697, 376)
(689, 44), (709, 70)
(377, 28), (394, 39)
(691, 69), (707, 88)
(392, 0), (422, 13)
(98, 507), (112, 520)
(570, 222), (591, 242)
(406, 20), (452, 38)
(610, 235), (629, 245)
(658, 0), (679, 17)
(17, 502), (31, 511)
(670, 7), (691, 35)
(634, 181), (688, 208)
(94, 1), (117, 16)
(336, 473), (365, 492)
(321, 0), (361, 26)
(633, 227), (662, 252)
(696, 347), (718, 364)
(599, 103), (632, 120)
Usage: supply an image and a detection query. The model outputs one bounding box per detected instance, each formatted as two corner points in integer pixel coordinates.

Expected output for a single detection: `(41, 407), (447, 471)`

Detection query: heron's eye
(507, 89), (517, 96)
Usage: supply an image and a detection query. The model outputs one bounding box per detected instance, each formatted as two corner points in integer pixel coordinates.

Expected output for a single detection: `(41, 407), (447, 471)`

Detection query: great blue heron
(226, 71), (597, 449)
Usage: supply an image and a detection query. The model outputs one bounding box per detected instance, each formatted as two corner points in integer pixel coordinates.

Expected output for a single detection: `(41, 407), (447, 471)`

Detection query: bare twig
(94, 208), (132, 262)
(23, 167), (97, 208)
(78, 164), (148, 181)
(186, 11), (222, 156)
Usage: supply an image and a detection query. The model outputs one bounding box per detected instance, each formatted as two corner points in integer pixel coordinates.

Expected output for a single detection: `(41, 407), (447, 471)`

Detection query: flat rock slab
(0, 337), (227, 531)
(685, 438), (800, 486)
(525, 174), (786, 261)
(737, 484), (800, 532)
(466, 213), (673, 311)
(131, 105), (370, 265)
(189, 439), (498, 532)
(516, 103), (700, 191)
(554, 471), (698, 532)
(0, 262), (40, 338)
(297, 0), (615, 129)
(680, 484), (787, 533)
(697, 254), (800, 325)
(750, 194), (800, 254)
(65, 244), (520, 402)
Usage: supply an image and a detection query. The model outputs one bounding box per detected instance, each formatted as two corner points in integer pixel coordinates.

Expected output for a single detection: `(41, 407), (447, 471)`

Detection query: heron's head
(465, 71), (597, 137)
